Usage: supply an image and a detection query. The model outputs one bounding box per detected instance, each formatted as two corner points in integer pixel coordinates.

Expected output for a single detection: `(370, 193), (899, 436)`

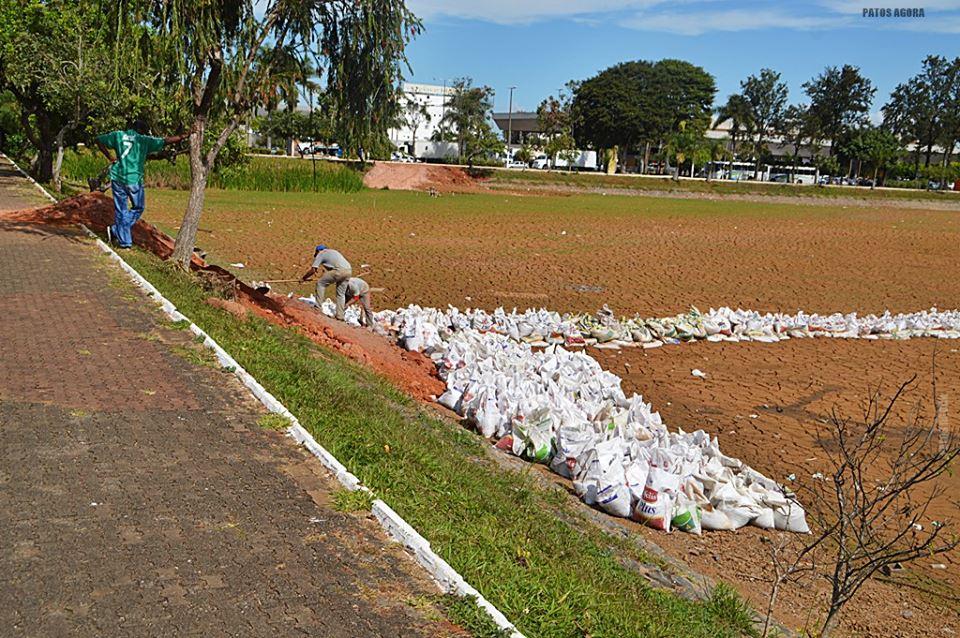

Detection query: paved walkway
(0, 163), (459, 636)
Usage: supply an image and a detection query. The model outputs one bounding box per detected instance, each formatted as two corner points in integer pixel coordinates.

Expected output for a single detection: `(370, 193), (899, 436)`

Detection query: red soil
(363, 162), (483, 192)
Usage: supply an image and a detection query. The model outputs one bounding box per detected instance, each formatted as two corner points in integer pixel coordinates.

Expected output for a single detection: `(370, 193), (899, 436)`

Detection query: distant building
(388, 82), (458, 159)
(491, 111), (540, 149)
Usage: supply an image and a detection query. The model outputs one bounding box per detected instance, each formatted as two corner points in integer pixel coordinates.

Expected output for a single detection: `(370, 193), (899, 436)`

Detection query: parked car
(506, 159), (528, 169)
(769, 173), (791, 183)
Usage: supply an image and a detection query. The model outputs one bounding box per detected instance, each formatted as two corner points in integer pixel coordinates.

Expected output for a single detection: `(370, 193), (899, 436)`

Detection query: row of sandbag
(368, 303), (960, 350)
(311, 296), (960, 348)
(363, 303), (810, 535)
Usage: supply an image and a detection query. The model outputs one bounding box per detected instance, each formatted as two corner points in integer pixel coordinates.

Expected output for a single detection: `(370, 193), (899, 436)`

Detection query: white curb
(1, 152), (524, 638)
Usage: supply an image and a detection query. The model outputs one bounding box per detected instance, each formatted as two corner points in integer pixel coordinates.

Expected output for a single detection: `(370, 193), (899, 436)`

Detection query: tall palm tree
(713, 93), (754, 159)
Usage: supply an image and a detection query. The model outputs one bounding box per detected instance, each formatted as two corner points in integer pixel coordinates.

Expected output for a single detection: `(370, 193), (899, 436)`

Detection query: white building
(388, 82), (458, 159)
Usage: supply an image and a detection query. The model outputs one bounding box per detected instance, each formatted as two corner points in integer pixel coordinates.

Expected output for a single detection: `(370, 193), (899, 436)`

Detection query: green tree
(858, 126), (900, 188)
(125, 0), (420, 267)
(571, 59), (714, 173)
(402, 96), (430, 153)
(663, 120), (705, 181)
(883, 56), (956, 174)
(934, 57), (960, 168)
(779, 103), (820, 181)
(0, 0), (146, 187)
(570, 61), (652, 171)
(741, 68), (788, 179)
(537, 84), (577, 169)
(256, 111), (309, 148)
(804, 65), (875, 158)
(513, 144), (533, 165)
(713, 93), (754, 159)
(701, 138), (731, 182)
(434, 78), (502, 165)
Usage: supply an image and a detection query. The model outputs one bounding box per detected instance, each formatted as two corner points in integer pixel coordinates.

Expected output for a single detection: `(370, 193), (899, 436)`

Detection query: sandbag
(633, 465), (681, 532)
(671, 492), (702, 535)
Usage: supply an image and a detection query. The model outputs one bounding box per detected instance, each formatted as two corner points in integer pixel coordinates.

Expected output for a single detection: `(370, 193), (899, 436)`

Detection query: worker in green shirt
(95, 120), (187, 249)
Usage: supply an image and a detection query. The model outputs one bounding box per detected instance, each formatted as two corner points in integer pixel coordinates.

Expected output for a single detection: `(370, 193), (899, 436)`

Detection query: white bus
(767, 165), (817, 185)
(706, 161), (758, 181)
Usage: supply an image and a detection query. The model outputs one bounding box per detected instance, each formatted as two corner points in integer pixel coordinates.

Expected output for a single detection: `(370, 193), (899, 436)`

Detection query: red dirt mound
(0, 194), (445, 402)
(363, 162), (482, 192)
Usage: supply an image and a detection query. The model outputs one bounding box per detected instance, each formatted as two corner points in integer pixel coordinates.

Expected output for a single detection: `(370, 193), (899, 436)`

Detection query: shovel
(254, 278), (303, 294)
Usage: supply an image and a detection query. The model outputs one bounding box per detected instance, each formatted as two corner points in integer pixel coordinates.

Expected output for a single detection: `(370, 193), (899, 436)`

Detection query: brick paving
(0, 170), (460, 636)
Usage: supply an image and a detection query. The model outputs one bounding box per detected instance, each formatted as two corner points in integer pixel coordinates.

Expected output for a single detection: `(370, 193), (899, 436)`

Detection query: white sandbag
(752, 507), (776, 530)
(511, 407), (555, 463)
(699, 504), (734, 531)
(475, 393), (501, 438)
(437, 387), (462, 411)
(550, 423), (597, 478)
(671, 492), (703, 535)
(773, 500), (811, 533)
(632, 464), (681, 532)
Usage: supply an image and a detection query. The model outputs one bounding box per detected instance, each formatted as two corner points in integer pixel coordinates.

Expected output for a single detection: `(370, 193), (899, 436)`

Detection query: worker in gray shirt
(300, 244), (352, 320)
(344, 277), (376, 329)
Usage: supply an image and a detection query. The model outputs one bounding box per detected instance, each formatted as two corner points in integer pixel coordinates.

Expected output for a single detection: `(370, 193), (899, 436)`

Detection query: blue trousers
(110, 181), (145, 248)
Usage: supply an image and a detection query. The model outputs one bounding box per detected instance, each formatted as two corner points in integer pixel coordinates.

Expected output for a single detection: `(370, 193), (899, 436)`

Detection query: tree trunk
(871, 164), (878, 190)
(642, 141), (650, 174)
(171, 128), (208, 268)
(821, 607), (841, 638)
(35, 146), (54, 183)
(761, 579), (781, 638)
(924, 142), (933, 167)
(52, 124), (70, 193)
(754, 141), (762, 180)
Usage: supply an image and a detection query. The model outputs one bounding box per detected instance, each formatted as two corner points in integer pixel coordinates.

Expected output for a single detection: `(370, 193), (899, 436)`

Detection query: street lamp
(432, 76), (449, 123)
(507, 86), (516, 165)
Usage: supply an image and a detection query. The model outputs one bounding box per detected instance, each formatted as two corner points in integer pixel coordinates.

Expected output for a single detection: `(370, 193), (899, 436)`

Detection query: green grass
(332, 488), (375, 513)
(257, 413), (291, 431)
(60, 150), (364, 193)
(486, 168), (959, 201)
(120, 246), (760, 638)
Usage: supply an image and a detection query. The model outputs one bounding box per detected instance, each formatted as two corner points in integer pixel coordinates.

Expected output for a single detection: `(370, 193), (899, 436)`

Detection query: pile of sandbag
(375, 304), (960, 351)
(306, 295), (957, 534)
(373, 305), (809, 535)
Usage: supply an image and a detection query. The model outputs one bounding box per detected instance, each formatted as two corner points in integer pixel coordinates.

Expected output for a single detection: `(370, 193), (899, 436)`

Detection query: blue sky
(403, 0), (960, 119)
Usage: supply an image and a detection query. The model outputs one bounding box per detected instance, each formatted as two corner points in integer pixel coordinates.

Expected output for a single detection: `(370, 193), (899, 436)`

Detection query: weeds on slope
(62, 151), (364, 193)
(122, 247), (759, 638)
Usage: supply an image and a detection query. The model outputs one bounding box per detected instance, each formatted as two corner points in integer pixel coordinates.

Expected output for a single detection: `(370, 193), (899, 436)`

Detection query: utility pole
(507, 86), (516, 165)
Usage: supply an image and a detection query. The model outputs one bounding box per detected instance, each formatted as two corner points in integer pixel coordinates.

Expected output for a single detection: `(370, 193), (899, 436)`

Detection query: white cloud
(818, 0), (960, 13)
(621, 8), (851, 35)
(408, 0), (960, 34)
(407, 0), (665, 25)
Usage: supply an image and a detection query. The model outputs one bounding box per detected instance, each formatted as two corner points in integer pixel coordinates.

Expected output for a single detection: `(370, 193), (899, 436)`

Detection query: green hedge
(61, 150), (364, 193)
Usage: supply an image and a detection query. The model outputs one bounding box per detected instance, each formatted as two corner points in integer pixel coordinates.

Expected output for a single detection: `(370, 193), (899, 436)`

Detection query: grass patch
(437, 595), (512, 638)
(169, 343), (217, 369)
(160, 318), (191, 331)
(61, 150), (364, 193)
(120, 247), (759, 638)
(257, 413), (291, 431)
(332, 488), (375, 513)
(489, 168), (959, 201)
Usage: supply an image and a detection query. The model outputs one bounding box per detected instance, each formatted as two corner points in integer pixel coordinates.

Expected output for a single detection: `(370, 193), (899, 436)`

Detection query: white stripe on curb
(1, 152), (523, 637)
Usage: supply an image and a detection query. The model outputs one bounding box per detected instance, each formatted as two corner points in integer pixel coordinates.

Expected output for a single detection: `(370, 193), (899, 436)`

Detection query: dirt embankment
(1, 194), (444, 402)
(362, 162), (484, 192)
